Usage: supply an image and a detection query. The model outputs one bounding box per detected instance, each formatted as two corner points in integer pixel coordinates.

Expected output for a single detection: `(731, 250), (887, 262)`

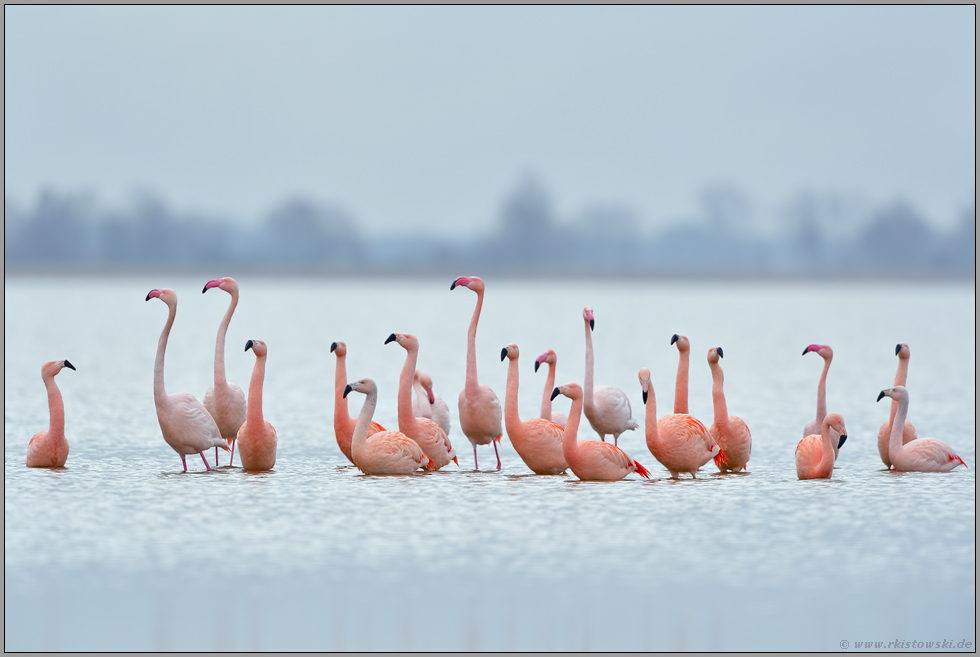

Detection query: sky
(4, 6), (976, 236)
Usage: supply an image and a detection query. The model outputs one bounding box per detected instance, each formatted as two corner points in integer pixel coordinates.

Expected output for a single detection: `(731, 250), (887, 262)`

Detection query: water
(4, 275), (976, 651)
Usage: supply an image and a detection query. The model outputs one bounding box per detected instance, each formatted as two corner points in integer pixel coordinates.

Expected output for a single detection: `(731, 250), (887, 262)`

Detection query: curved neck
(505, 356), (522, 432)
(154, 302), (176, 403)
(398, 346), (421, 433)
(890, 357), (909, 425)
(710, 361), (728, 427)
(213, 289), (238, 386)
(562, 394), (584, 458)
(44, 373), (65, 437)
(889, 395), (909, 454)
(246, 354), (266, 426)
(820, 421), (836, 470)
(583, 322), (595, 413)
(414, 379), (432, 419)
(352, 388), (378, 451)
(673, 349), (689, 414)
(334, 353), (351, 427)
(815, 356), (831, 423)
(465, 290), (484, 393)
(540, 362), (557, 419)
(644, 385), (661, 449)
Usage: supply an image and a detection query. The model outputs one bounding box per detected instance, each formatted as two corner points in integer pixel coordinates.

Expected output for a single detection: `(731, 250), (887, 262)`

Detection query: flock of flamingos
(25, 276), (967, 480)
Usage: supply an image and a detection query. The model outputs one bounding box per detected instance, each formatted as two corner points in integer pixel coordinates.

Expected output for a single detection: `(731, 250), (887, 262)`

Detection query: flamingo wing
(166, 393), (228, 452)
(592, 385), (634, 432)
(901, 439), (966, 471)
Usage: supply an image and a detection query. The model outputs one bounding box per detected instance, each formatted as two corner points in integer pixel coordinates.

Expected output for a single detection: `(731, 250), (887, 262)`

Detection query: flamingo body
(796, 413), (847, 480)
(236, 340), (277, 471)
(707, 347), (751, 472)
(582, 307), (638, 446)
(26, 359), (75, 468)
(502, 344), (568, 475)
(877, 343), (918, 468)
(346, 378), (430, 475)
(802, 344), (840, 459)
(202, 277), (248, 466)
(878, 386), (965, 473)
(331, 341), (385, 464)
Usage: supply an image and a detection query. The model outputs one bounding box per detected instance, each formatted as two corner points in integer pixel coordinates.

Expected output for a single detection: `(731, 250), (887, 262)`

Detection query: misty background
(4, 6), (976, 276)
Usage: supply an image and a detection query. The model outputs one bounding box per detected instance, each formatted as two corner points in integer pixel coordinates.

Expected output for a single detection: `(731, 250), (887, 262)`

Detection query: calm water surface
(4, 275), (976, 650)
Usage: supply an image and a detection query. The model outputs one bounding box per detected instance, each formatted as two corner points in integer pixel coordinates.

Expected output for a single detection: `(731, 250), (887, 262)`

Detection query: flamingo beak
(245, 340), (254, 352)
(63, 360), (76, 371)
(145, 289), (162, 301)
(343, 384), (353, 398)
(589, 318), (595, 331)
(330, 342), (338, 353)
(427, 388), (435, 405)
(671, 334), (679, 345)
(895, 343), (902, 356)
(550, 387), (561, 401)
(534, 360), (541, 373)
(642, 390), (648, 404)
(837, 434), (848, 449)
(717, 347), (724, 358)
(500, 347), (508, 361)
(385, 333), (397, 345)
(877, 390), (887, 402)
(203, 279), (223, 293)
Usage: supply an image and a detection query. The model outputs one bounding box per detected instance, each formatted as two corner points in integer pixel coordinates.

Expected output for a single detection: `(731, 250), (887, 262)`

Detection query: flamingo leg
(181, 455), (187, 472)
(613, 433), (619, 447)
(473, 446), (479, 471)
(200, 452), (212, 471)
(215, 446), (220, 467)
(229, 439), (236, 467)
(493, 441), (501, 470)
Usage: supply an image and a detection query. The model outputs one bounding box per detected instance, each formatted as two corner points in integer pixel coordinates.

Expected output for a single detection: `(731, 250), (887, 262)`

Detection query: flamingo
(146, 288), (228, 472)
(552, 383), (649, 481)
(386, 333), (457, 469)
(877, 343), (918, 468)
(202, 277), (247, 467)
(582, 306), (638, 446)
(534, 349), (567, 428)
(331, 341), (386, 464)
(877, 386), (966, 472)
(25, 359), (75, 468)
(669, 334), (692, 414)
(412, 369), (452, 436)
(639, 367), (721, 479)
(344, 378), (433, 475)
(802, 344), (842, 459)
(795, 413), (848, 480)
(501, 344), (567, 475)
(450, 276), (503, 469)
(236, 340), (277, 471)
(706, 347), (752, 472)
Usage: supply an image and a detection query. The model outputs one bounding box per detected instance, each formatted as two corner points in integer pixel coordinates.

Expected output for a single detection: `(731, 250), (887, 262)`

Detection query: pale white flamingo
(387, 333), (457, 469)
(413, 369), (452, 436)
(331, 341), (386, 464)
(795, 413), (847, 480)
(706, 347), (751, 472)
(669, 334), (692, 414)
(582, 306), (638, 446)
(553, 383), (649, 481)
(534, 349), (567, 428)
(146, 288), (228, 472)
(877, 343), (918, 468)
(638, 367), (721, 479)
(25, 359), (75, 468)
(451, 276), (503, 469)
(501, 344), (567, 475)
(802, 344), (842, 459)
(877, 386), (966, 473)
(236, 340), (277, 471)
(345, 378), (433, 475)
(202, 277), (247, 467)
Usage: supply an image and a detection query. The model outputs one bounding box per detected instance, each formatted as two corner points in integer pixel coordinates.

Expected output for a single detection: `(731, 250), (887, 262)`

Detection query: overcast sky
(4, 6), (975, 235)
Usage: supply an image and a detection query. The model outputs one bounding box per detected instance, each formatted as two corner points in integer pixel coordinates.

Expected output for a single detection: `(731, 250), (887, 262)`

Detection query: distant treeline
(4, 180), (975, 276)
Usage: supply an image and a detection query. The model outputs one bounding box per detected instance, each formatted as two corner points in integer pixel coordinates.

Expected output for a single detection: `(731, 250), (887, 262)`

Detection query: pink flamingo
(877, 386), (966, 472)
(877, 343), (918, 468)
(669, 334), (692, 414)
(146, 288), (228, 472)
(236, 340), (277, 471)
(638, 367), (721, 479)
(450, 276), (503, 469)
(345, 378), (433, 475)
(802, 344), (843, 459)
(25, 359), (75, 468)
(386, 333), (458, 469)
(413, 369), (452, 436)
(706, 347), (752, 472)
(534, 349), (567, 428)
(331, 341), (386, 464)
(202, 277), (247, 467)
(582, 307), (638, 446)
(501, 344), (568, 475)
(795, 413), (848, 480)
(552, 383), (649, 481)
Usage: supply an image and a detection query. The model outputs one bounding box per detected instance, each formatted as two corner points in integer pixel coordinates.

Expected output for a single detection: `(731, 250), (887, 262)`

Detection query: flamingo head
(707, 347), (724, 364)
(803, 344), (833, 359)
(42, 360), (75, 378)
(583, 306), (595, 331)
(552, 382), (582, 401)
(877, 385), (909, 405)
(670, 334), (690, 352)
(450, 275), (483, 292)
(203, 277), (238, 295)
(895, 343), (910, 360)
(245, 339), (268, 357)
(638, 367), (652, 403)
(385, 333), (419, 351)
(330, 341), (347, 357)
(344, 378), (377, 398)
(534, 349), (556, 373)
(823, 412), (847, 442)
(416, 370), (436, 404)
(500, 343), (519, 362)
(145, 288), (176, 305)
